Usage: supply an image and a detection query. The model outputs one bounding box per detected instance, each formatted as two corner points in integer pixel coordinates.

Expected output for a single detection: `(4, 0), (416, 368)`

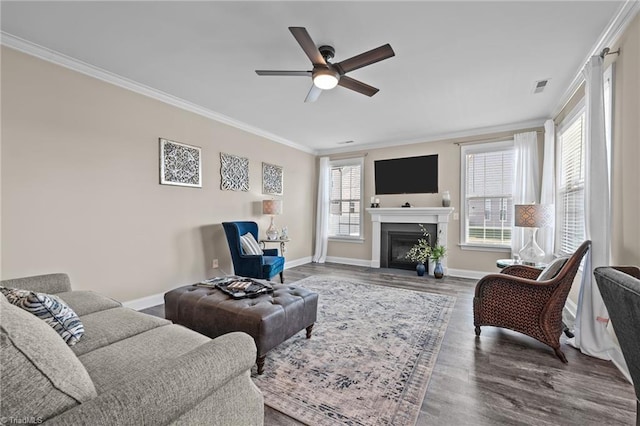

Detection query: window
(460, 141), (514, 248)
(329, 158), (363, 239)
(556, 105), (586, 255)
(555, 64), (613, 256)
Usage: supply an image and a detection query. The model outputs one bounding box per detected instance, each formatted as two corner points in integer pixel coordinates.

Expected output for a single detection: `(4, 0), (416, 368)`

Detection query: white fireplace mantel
(366, 207), (454, 269)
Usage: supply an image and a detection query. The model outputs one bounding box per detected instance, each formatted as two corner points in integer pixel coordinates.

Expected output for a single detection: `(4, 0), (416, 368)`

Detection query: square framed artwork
(262, 162), (283, 195)
(220, 153), (249, 191)
(159, 138), (202, 188)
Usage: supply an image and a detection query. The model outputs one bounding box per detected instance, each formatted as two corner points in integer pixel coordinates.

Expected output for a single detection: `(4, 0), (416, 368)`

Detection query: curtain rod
(454, 130), (543, 146)
(600, 47), (620, 58)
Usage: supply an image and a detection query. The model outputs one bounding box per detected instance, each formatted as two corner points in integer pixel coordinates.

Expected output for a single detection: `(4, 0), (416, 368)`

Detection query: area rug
(252, 275), (456, 426)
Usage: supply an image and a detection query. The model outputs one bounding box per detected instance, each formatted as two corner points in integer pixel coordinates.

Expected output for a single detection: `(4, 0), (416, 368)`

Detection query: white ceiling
(0, 1), (627, 153)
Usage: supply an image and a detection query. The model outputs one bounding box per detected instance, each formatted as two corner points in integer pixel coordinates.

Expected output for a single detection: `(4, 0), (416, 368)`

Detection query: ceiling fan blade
(289, 27), (326, 66)
(304, 84), (322, 103)
(255, 70), (312, 77)
(335, 44), (395, 74)
(338, 76), (379, 97)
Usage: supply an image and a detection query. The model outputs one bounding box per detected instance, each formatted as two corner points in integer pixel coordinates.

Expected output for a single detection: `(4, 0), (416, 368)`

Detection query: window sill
(329, 237), (365, 244)
(459, 243), (511, 253)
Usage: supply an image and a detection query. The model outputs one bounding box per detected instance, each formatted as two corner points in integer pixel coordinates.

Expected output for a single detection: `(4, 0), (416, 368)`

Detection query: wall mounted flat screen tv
(374, 154), (438, 195)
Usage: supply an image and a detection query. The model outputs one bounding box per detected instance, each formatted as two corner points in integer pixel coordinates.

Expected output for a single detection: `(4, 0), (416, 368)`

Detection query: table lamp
(514, 204), (553, 265)
(262, 199), (282, 240)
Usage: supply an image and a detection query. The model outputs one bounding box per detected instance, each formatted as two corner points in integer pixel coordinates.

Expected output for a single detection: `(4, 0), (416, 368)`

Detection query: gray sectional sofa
(0, 273), (264, 425)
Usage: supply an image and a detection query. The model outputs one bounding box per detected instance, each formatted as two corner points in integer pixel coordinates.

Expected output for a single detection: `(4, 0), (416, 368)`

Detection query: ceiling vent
(533, 79), (550, 94)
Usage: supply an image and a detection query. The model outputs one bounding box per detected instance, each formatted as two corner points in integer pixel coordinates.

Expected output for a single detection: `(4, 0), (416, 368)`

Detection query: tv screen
(374, 154), (438, 195)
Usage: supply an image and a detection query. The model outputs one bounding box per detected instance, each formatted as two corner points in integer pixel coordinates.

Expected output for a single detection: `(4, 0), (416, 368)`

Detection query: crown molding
(6, 0), (635, 160)
(316, 118), (546, 155)
(0, 32), (546, 158)
(0, 32), (316, 155)
(551, 0), (640, 118)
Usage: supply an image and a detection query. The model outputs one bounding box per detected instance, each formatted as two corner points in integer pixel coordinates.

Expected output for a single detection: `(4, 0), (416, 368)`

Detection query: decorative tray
(195, 276), (273, 299)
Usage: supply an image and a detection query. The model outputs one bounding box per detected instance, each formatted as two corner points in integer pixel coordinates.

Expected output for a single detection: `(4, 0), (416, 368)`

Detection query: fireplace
(381, 223), (437, 270)
(366, 207), (454, 271)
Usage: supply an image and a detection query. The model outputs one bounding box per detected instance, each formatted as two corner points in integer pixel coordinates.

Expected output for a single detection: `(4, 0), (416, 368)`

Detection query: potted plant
(430, 236), (447, 279)
(405, 225), (431, 276)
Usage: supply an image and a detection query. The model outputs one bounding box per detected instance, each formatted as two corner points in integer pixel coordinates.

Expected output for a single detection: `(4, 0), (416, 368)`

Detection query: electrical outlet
(212, 259), (219, 269)
(453, 213), (459, 221)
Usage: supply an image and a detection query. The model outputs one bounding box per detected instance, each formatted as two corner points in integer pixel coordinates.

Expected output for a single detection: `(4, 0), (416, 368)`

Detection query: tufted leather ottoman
(164, 282), (318, 374)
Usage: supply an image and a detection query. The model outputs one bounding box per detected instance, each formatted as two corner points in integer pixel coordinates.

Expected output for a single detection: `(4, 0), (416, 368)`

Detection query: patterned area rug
(252, 275), (456, 426)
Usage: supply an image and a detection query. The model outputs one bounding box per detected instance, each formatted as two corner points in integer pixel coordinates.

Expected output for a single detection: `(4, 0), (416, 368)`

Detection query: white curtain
(538, 119), (556, 261)
(511, 131), (540, 255)
(312, 157), (330, 263)
(570, 55), (629, 380)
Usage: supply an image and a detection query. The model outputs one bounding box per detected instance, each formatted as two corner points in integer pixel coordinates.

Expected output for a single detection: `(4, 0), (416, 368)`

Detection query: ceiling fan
(256, 27), (395, 103)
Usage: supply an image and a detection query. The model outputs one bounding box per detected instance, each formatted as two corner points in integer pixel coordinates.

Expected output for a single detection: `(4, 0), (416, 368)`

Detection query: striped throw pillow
(0, 286), (85, 346)
(240, 232), (263, 255)
(536, 256), (570, 281)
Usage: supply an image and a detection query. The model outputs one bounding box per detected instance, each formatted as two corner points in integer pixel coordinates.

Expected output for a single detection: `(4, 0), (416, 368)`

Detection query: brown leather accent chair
(474, 240), (591, 363)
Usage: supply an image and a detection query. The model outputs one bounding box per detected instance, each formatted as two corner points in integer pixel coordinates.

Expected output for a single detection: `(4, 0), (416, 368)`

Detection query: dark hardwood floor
(143, 263), (636, 425)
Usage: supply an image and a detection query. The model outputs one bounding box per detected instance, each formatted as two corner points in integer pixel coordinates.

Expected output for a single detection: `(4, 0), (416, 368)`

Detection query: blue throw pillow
(0, 286), (85, 346)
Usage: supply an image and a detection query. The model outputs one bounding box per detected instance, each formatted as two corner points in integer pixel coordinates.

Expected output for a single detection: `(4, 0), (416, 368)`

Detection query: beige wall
(327, 129), (543, 274)
(1, 47), (315, 302)
(610, 12), (640, 266)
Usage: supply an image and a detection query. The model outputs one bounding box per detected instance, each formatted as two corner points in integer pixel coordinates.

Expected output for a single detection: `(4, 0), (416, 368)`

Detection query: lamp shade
(514, 204), (554, 228)
(262, 199), (282, 215)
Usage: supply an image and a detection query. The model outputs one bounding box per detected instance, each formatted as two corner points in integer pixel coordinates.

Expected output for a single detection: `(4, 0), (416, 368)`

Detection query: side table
(496, 259), (546, 270)
(260, 238), (290, 255)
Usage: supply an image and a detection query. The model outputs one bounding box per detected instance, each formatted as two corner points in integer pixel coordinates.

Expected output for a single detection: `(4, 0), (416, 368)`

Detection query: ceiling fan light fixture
(312, 68), (339, 90)
(256, 27), (394, 101)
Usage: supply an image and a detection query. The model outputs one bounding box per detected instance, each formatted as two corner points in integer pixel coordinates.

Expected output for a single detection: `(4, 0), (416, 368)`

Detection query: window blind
(557, 112), (585, 255)
(463, 147), (514, 245)
(329, 162), (362, 237)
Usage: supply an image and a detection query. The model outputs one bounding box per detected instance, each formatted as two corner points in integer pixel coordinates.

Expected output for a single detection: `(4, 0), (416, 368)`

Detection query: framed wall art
(159, 138), (202, 188)
(220, 153), (249, 191)
(262, 162), (283, 195)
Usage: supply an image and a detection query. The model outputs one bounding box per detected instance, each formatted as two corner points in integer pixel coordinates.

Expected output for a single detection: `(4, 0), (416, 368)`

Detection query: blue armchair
(222, 221), (285, 283)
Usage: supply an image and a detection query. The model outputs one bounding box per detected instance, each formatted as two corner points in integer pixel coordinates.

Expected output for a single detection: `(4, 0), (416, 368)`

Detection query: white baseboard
(325, 256), (372, 267)
(123, 256), (313, 311)
(322, 257), (488, 279)
(285, 256), (312, 269)
(446, 268), (490, 280)
(122, 293), (165, 311)
(123, 258), (488, 311)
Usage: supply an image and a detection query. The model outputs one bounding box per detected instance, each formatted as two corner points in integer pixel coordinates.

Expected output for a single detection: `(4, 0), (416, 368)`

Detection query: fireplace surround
(366, 207), (454, 271)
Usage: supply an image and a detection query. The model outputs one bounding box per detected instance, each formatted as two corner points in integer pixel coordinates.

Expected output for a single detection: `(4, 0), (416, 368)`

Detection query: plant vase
(416, 263), (426, 277)
(430, 242), (447, 279)
(433, 261), (444, 279)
